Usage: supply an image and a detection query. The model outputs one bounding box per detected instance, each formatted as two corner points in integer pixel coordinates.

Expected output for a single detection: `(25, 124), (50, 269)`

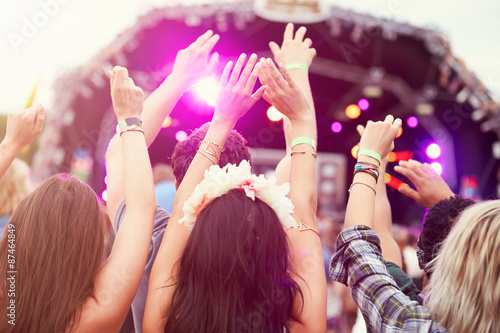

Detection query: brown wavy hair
(0, 174), (108, 333)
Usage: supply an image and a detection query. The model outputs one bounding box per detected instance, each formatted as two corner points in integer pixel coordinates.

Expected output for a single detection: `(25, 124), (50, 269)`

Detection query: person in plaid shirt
(330, 116), (500, 332)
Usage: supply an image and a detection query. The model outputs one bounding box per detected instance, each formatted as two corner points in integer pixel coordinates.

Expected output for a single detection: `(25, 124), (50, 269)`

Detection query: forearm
(0, 141), (21, 181)
(345, 169), (377, 229)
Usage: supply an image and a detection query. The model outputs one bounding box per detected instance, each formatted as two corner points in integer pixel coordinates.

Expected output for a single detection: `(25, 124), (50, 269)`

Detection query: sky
(0, 0), (499, 114)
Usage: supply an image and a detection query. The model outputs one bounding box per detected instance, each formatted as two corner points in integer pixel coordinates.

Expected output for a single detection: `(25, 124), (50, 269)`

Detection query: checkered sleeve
(330, 225), (448, 333)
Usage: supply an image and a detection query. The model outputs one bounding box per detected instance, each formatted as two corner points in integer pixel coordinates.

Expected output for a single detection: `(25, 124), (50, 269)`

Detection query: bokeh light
(267, 106), (284, 122)
(407, 116), (418, 128)
(101, 190), (108, 202)
(351, 145), (359, 159)
(175, 130), (188, 142)
(358, 98), (370, 111)
(162, 116), (173, 128)
(331, 121), (342, 133)
(430, 162), (443, 175)
(426, 143), (441, 158)
(396, 126), (403, 138)
(345, 104), (361, 119)
(194, 77), (218, 107)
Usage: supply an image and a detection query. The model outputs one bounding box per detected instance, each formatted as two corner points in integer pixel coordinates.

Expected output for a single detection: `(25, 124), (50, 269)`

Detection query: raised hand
(394, 159), (454, 208)
(109, 66), (144, 120)
(269, 23), (317, 67)
(171, 30), (220, 92)
(213, 53), (266, 125)
(259, 59), (313, 122)
(359, 115), (402, 161)
(4, 103), (45, 153)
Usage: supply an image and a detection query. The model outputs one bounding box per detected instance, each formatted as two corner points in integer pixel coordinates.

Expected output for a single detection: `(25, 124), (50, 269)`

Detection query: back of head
(165, 189), (301, 333)
(418, 196), (475, 277)
(0, 173), (107, 333)
(152, 163), (175, 184)
(0, 158), (32, 216)
(171, 123), (251, 185)
(426, 200), (500, 333)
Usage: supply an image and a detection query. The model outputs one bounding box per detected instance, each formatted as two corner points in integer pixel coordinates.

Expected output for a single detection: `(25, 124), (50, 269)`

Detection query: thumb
(269, 41), (280, 57)
(398, 185), (420, 202)
(34, 104), (45, 133)
(251, 85), (267, 103)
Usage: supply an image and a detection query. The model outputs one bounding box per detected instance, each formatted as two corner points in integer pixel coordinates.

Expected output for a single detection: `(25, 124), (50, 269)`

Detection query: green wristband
(285, 63), (308, 71)
(291, 136), (316, 151)
(358, 149), (381, 164)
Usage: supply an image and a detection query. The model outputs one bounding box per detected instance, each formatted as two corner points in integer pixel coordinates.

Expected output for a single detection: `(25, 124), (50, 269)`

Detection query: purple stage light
(331, 121), (342, 133)
(426, 143), (441, 159)
(194, 78), (218, 107)
(358, 98), (369, 111)
(407, 116), (418, 128)
(175, 130), (188, 142)
(430, 162), (443, 175)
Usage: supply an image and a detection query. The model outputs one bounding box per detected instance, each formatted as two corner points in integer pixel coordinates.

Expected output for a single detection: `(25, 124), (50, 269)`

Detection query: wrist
(0, 139), (23, 158)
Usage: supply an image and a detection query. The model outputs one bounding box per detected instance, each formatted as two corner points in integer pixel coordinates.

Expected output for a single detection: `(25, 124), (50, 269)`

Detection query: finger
(269, 41), (281, 57)
(219, 61), (233, 86)
(405, 159), (428, 178)
(356, 124), (365, 137)
(206, 52), (219, 75)
(283, 23), (294, 42)
(266, 59), (288, 91)
(238, 53), (258, 90)
(189, 30), (213, 49)
(294, 26), (307, 41)
(394, 164), (420, 185)
(310, 48), (317, 58)
(384, 114), (395, 124)
(228, 53), (247, 86)
(303, 38), (313, 47)
(201, 34), (220, 53)
(243, 60), (262, 93)
(250, 85), (267, 102)
(278, 63), (297, 90)
(398, 185), (421, 202)
(113, 66), (129, 85)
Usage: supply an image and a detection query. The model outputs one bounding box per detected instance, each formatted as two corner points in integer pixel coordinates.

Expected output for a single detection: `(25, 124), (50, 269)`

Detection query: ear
(174, 179), (179, 190)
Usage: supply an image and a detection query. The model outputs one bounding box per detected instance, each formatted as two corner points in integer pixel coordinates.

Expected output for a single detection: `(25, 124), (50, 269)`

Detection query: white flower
(178, 160), (298, 231)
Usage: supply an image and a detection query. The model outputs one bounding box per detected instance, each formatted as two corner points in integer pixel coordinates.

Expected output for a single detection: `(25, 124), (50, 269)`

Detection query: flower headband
(178, 160), (298, 231)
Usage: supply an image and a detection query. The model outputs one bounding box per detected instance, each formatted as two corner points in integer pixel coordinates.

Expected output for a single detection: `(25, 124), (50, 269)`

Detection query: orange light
(385, 173), (408, 190)
(351, 145), (359, 159)
(345, 104), (361, 119)
(162, 116), (173, 128)
(396, 126), (403, 138)
(388, 151), (414, 162)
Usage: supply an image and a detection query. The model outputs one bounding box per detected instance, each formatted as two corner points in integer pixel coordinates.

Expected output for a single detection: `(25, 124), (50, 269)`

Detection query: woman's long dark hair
(164, 189), (302, 332)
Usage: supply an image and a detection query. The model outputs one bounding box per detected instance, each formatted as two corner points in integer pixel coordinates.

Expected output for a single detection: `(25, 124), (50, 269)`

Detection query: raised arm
(144, 54), (265, 332)
(0, 104), (44, 181)
(79, 66), (157, 331)
(105, 31), (220, 223)
(394, 159), (454, 208)
(260, 60), (326, 332)
(265, 23), (317, 184)
(356, 124), (402, 267)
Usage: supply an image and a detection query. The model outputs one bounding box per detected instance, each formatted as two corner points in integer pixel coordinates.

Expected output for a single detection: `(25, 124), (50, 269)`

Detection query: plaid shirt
(329, 225), (448, 332)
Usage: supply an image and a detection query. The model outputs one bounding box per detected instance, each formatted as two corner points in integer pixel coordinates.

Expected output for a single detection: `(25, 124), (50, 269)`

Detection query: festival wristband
(118, 117), (142, 130)
(358, 149), (381, 164)
(285, 63), (308, 71)
(291, 136), (316, 151)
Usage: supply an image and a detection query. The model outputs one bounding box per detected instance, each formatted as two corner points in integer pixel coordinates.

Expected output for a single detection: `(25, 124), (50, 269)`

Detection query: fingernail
(240, 53), (246, 58)
(250, 53), (257, 59)
(266, 58), (272, 64)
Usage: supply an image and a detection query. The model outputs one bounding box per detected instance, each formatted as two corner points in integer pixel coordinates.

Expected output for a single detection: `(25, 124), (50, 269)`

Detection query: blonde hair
(0, 159), (32, 216)
(426, 200), (500, 333)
